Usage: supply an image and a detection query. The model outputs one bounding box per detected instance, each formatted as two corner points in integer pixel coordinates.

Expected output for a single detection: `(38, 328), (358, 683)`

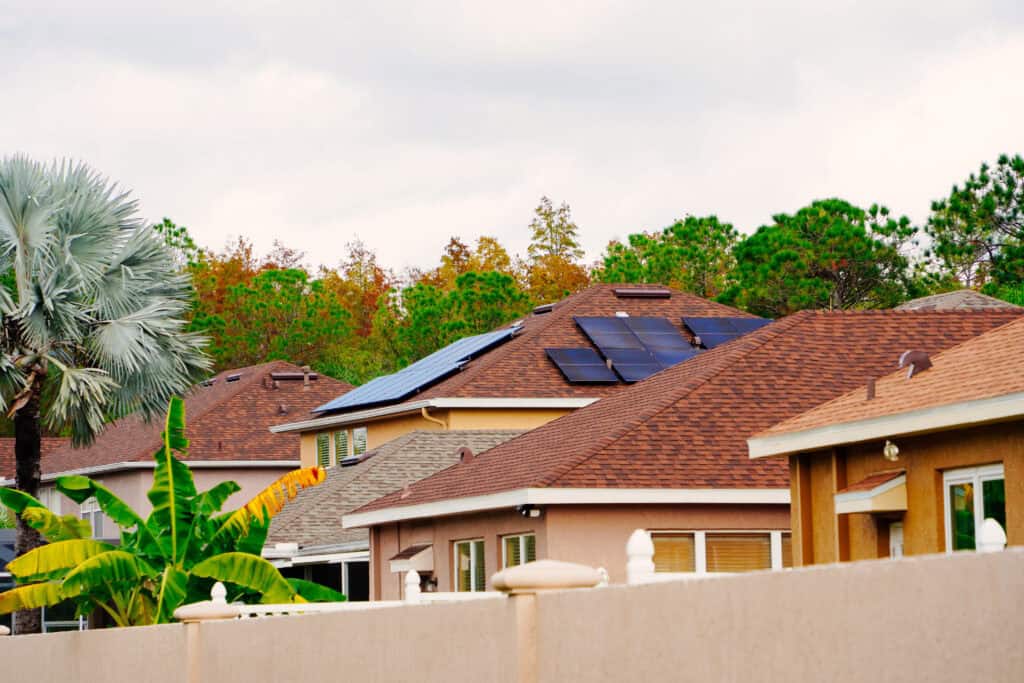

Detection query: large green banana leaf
(0, 582), (64, 613)
(287, 578), (347, 603)
(155, 566), (189, 624)
(6, 538), (115, 583)
(19, 507), (93, 542)
(0, 487), (45, 514)
(56, 475), (162, 556)
(190, 552), (297, 604)
(146, 396), (197, 564)
(62, 550), (158, 599)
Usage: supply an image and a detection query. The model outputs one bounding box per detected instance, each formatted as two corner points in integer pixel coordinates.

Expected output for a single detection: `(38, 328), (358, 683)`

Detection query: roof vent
(225, 373), (242, 383)
(278, 403), (289, 415)
(865, 378), (876, 401)
(533, 303), (555, 315)
(898, 350), (932, 379)
(199, 378), (216, 387)
(339, 452), (373, 467)
(270, 372), (319, 382)
(613, 287), (671, 299)
(614, 311), (629, 318)
(459, 446), (474, 464)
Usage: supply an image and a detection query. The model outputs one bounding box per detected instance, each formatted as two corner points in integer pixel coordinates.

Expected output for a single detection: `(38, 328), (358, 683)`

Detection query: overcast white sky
(2, 2), (1022, 271)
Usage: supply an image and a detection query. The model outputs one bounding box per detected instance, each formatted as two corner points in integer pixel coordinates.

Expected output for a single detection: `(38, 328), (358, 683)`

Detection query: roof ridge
(533, 311), (815, 487)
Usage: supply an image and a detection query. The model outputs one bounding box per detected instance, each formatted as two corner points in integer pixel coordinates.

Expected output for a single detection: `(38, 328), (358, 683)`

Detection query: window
(652, 531), (787, 574)
(316, 433), (330, 468)
(502, 534), (536, 568)
(334, 430), (349, 464)
(352, 426), (368, 456)
(652, 533), (696, 573)
(944, 464), (1005, 552)
(80, 497), (104, 539)
(454, 539), (485, 592)
(38, 487), (61, 514)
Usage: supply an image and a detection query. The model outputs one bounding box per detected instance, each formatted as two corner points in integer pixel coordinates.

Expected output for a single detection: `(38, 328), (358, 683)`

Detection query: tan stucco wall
(370, 503), (790, 599)
(791, 419), (1024, 565)
(298, 407), (574, 467)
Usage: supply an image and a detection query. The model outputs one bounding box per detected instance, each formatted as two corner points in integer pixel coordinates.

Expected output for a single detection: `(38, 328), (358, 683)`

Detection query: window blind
(334, 430), (349, 463)
(781, 533), (793, 568)
(472, 540), (485, 592)
(705, 533), (771, 573)
(504, 536), (521, 567)
(652, 533), (696, 573)
(316, 433), (330, 467)
(353, 427), (368, 455)
(524, 534), (536, 563)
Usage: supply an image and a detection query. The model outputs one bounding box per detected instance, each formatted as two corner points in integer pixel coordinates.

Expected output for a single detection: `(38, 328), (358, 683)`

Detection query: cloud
(1, 1), (1022, 272)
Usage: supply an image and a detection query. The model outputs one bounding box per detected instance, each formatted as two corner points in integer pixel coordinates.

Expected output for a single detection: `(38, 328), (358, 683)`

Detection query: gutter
(0, 459), (299, 486)
(270, 397), (598, 434)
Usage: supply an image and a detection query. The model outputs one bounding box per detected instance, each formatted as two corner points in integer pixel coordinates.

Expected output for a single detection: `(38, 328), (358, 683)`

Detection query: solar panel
(545, 348), (619, 384)
(682, 317), (772, 349)
(603, 348), (663, 383)
(650, 348), (702, 367)
(314, 328), (516, 413)
(574, 317), (646, 350)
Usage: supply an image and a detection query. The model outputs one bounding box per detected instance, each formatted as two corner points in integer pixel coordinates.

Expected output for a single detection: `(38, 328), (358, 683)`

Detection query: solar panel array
(682, 317), (773, 349)
(314, 328), (516, 413)
(573, 316), (700, 383)
(545, 348), (619, 384)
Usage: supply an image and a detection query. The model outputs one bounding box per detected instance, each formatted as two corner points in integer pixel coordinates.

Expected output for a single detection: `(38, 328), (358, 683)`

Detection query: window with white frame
(502, 533), (536, 568)
(334, 430), (349, 464)
(352, 426), (368, 456)
(316, 432), (330, 467)
(944, 464), (1005, 552)
(651, 530), (792, 574)
(80, 497), (104, 539)
(454, 539), (485, 592)
(38, 487), (61, 514)
(315, 427), (369, 466)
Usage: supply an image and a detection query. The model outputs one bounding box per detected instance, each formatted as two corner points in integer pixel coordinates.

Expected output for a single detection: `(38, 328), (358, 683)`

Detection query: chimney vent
(301, 365), (311, 391)
(866, 378), (876, 400)
(898, 350), (932, 379)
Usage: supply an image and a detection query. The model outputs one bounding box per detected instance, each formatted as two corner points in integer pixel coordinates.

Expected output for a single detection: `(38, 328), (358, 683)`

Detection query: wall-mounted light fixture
(517, 504), (542, 518)
(883, 440), (900, 462)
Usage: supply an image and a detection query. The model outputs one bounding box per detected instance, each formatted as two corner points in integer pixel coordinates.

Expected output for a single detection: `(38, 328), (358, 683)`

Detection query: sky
(2, 1), (1023, 272)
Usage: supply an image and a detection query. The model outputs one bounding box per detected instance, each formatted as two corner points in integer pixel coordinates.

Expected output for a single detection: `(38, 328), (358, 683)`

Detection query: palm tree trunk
(13, 388), (43, 635)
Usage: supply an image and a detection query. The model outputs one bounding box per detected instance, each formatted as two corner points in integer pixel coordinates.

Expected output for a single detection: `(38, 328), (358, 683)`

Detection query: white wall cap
(491, 559), (603, 594)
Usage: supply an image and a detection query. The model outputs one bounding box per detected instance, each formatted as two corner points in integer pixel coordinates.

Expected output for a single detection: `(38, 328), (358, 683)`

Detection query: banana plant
(0, 396), (339, 627)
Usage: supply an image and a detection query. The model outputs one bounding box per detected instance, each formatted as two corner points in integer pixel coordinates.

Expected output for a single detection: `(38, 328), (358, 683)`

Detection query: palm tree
(0, 157), (209, 632)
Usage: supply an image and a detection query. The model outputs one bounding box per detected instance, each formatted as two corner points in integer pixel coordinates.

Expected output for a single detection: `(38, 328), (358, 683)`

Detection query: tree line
(169, 154), (1024, 385)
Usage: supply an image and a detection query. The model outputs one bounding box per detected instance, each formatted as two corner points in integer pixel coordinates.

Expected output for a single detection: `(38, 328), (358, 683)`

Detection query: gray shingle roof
(896, 289), (1019, 310)
(266, 430), (524, 550)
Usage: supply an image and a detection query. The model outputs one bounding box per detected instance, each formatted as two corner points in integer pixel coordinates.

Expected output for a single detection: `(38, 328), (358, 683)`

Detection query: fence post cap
(978, 518), (1007, 552)
(174, 586), (238, 623)
(492, 559), (602, 594)
(0, 624), (9, 636)
(626, 528), (654, 556)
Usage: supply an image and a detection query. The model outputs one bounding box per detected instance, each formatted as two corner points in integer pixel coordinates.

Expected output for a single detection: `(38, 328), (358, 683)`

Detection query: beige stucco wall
(371, 503), (790, 599)
(298, 407), (574, 467)
(792, 419), (1024, 565)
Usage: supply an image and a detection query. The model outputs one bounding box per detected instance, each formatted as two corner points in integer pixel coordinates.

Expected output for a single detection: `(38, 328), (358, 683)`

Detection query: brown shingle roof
(42, 362), (352, 475)
(354, 309), (1022, 516)
(267, 430), (523, 549)
(0, 438), (72, 480)
(321, 284), (755, 411)
(896, 289), (1019, 310)
(756, 316), (1024, 440)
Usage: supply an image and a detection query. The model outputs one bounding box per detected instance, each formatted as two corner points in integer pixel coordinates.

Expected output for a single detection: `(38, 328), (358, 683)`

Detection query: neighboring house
(748, 317), (1024, 566)
(272, 284), (768, 468)
(896, 289), (1019, 310)
(0, 362), (352, 542)
(265, 430), (522, 600)
(344, 309), (1022, 600)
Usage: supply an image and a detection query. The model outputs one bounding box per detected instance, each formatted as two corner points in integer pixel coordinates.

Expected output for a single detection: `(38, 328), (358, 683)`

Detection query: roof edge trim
(748, 390), (1024, 459)
(342, 487), (790, 528)
(0, 459), (300, 486)
(271, 398), (598, 433)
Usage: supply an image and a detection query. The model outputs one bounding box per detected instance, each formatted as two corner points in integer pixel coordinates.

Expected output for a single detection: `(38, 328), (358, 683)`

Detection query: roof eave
(748, 390), (1024, 459)
(342, 487), (790, 528)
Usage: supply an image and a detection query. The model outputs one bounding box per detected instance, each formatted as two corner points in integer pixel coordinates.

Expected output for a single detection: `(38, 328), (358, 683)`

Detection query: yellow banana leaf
(6, 538), (116, 583)
(212, 466), (325, 542)
(0, 582), (64, 614)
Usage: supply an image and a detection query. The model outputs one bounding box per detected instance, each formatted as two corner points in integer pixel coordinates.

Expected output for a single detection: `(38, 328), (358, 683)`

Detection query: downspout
(420, 406), (448, 429)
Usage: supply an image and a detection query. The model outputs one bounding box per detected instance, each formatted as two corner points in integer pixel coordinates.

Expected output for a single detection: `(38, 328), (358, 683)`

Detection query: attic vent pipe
(302, 365), (311, 391)
(459, 447), (474, 464)
(898, 350), (932, 379)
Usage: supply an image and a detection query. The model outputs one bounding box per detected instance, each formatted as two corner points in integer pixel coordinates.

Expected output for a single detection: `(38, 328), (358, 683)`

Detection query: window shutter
(473, 540), (486, 591)
(781, 533), (793, 568)
(316, 433), (330, 468)
(705, 533), (771, 573)
(352, 427), (368, 455)
(334, 431), (349, 463)
(504, 537), (521, 567)
(652, 533), (696, 572)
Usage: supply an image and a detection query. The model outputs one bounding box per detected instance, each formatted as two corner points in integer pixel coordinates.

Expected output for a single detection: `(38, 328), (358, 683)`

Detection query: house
(896, 289), (1019, 311)
(264, 430), (523, 600)
(343, 309), (1022, 599)
(271, 284), (767, 468)
(0, 362), (352, 543)
(747, 316), (1024, 565)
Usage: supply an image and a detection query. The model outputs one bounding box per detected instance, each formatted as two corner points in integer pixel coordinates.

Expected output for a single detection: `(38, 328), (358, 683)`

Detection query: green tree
(527, 196), (584, 261)
(202, 268), (351, 369)
(926, 154), (1024, 289)
(721, 199), (918, 317)
(0, 157), (209, 633)
(0, 397), (337, 627)
(597, 216), (739, 297)
(153, 218), (203, 269)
